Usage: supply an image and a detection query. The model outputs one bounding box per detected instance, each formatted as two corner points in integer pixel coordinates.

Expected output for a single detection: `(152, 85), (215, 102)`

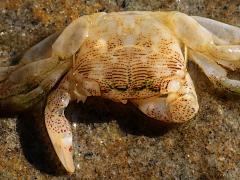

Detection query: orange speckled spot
(32, 7), (51, 24)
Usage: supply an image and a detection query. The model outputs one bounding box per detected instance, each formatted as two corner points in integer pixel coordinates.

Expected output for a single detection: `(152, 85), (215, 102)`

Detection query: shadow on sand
(0, 97), (176, 175)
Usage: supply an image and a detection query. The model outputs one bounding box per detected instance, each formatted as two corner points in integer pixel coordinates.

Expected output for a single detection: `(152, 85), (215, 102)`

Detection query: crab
(0, 11), (240, 173)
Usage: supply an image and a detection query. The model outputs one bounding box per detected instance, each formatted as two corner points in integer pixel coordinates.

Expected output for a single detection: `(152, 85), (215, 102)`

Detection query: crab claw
(45, 77), (75, 173)
(46, 112), (75, 173)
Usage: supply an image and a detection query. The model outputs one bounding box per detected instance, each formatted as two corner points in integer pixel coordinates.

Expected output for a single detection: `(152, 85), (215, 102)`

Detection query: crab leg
(0, 61), (70, 112)
(192, 16), (240, 45)
(0, 56), (12, 67)
(190, 50), (240, 93)
(51, 15), (90, 59)
(0, 32), (70, 111)
(190, 16), (240, 70)
(0, 32), (60, 82)
(0, 33), (59, 82)
(20, 32), (60, 64)
(0, 64), (20, 82)
(155, 12), (240, 61)
(0, 56), (60, 99)
(0, 31), (60, 87)
(45, 74), (75, 173)
(216, 59), (240, 71)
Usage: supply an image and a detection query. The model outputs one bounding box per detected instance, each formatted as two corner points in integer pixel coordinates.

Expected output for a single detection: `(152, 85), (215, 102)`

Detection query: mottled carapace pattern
(72, 12), (185, 102)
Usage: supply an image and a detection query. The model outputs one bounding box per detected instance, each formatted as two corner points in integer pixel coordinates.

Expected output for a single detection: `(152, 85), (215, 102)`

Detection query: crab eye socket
(115, 86), (128, 91)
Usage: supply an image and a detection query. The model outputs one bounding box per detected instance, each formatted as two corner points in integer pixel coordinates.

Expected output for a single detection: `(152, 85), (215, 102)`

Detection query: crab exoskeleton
(0, 11), (240, 173)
